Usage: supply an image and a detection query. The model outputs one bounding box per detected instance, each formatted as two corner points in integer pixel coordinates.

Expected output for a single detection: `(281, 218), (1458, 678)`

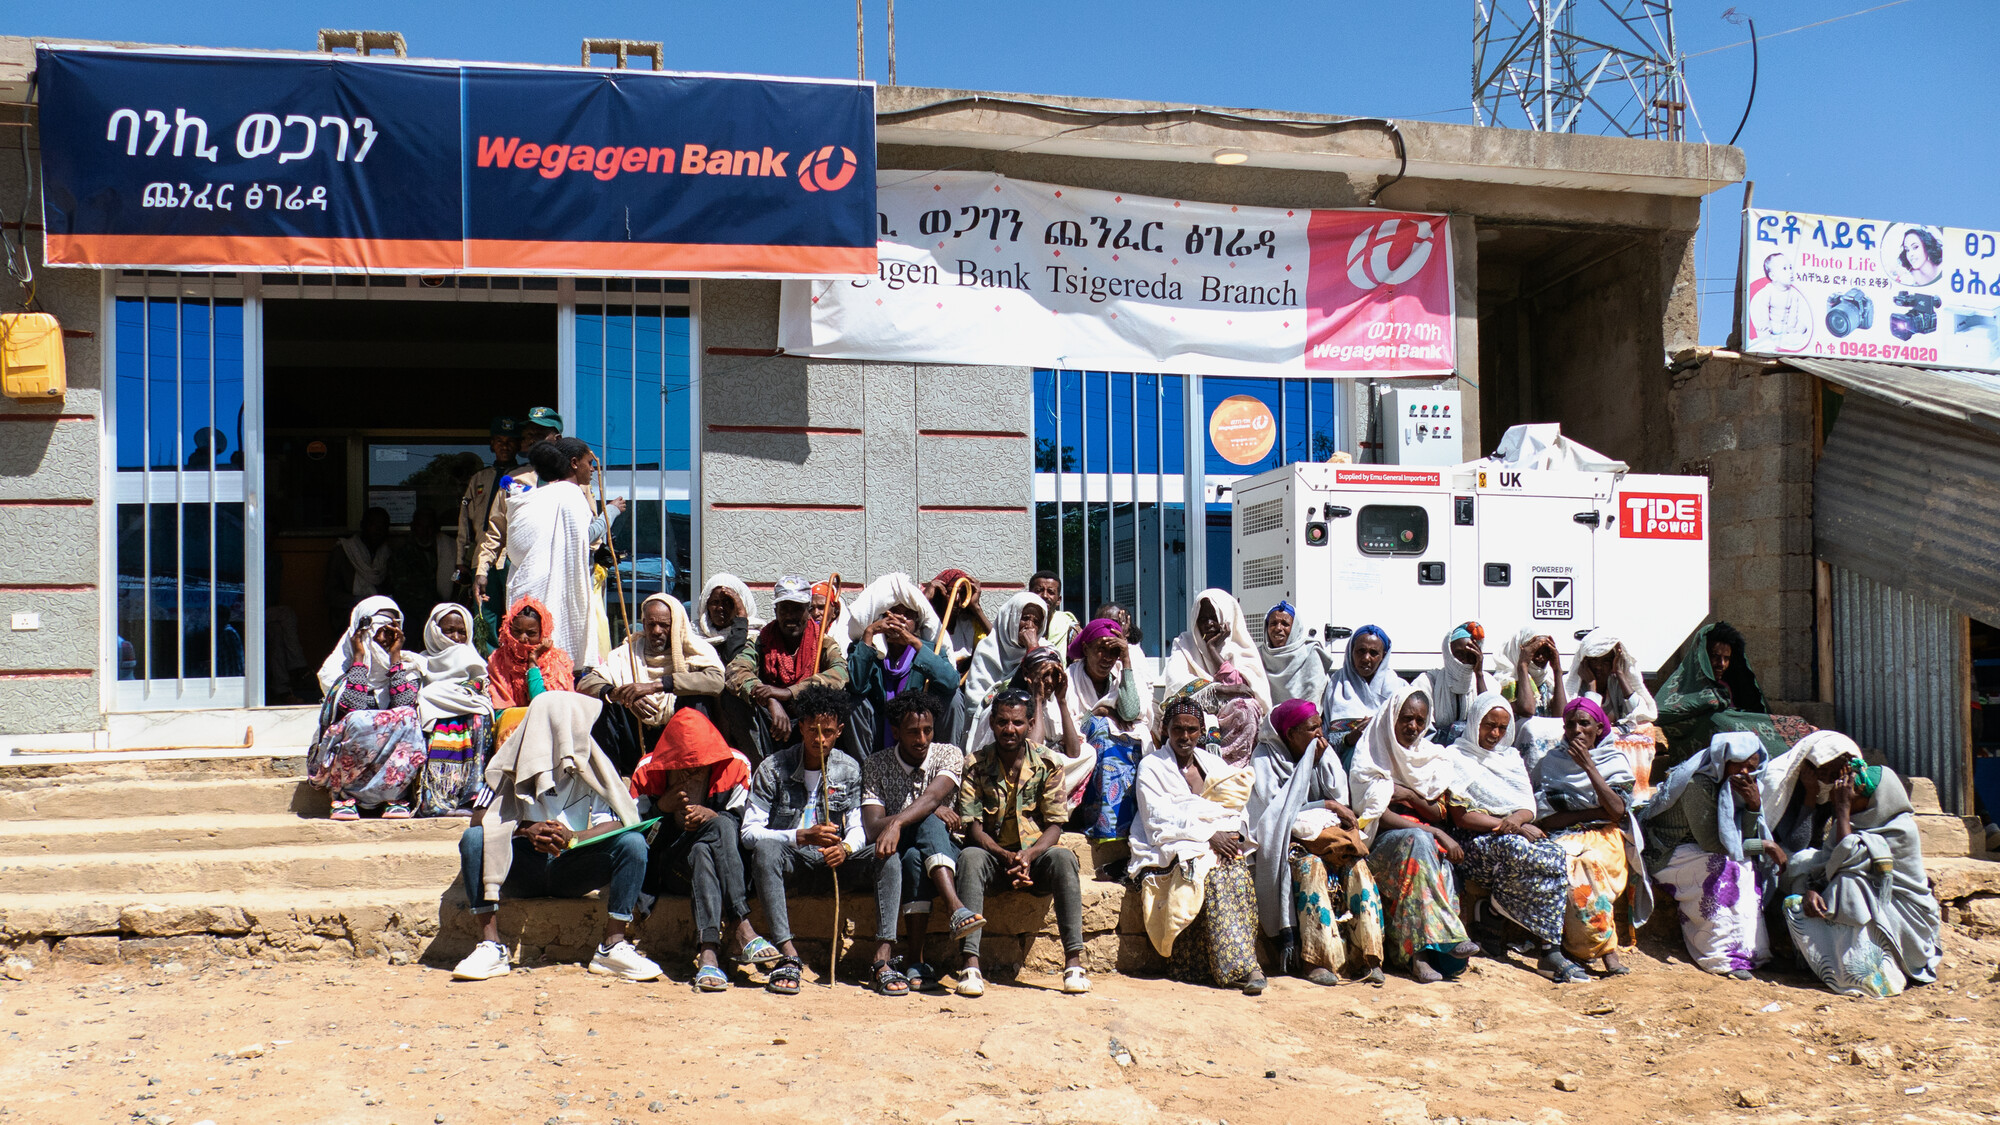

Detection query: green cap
(490, 416), (519, 437)
(524, 406), (563, 433)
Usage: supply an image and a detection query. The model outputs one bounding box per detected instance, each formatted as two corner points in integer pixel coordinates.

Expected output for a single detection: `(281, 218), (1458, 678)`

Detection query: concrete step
(0, 812), (466, 856)
(0, 837), (465, 895)
(0, 754), (309, 791)
(0, 776), (326, 820)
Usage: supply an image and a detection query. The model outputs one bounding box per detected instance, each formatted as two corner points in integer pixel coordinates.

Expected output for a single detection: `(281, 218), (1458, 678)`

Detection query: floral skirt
(1456, 830), (1571, 948)
(1292, 846), (1385, 975)
(1167, 855), (1261, 987)
(1366, 828), (1468, 969)
(1657, 843), (1769, 975)
(308, 705), (426, 808)
(1557, 824), (1635, 960)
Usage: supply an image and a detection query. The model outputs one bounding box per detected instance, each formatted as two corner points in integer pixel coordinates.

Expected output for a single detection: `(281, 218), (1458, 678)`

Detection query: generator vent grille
(1240, 499), (1285, 536)
(1241, 554), (1286, 590)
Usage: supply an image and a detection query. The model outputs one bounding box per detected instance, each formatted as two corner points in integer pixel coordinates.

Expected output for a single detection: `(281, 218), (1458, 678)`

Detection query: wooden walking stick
(811, 573), (843, 984)
(930, 576), (973, 655)
(591, 455), (639, 682)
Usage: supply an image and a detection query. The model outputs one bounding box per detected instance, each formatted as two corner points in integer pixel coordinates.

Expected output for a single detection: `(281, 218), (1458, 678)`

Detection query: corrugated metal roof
(1814, 389), (2000, 625)
(1830, 565), (1967, 815)
(1788, 356), (2000, 439)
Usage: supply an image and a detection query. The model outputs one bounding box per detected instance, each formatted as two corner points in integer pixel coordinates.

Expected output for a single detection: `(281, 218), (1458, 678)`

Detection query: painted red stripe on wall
(706, 424), (862, 436)
(709, 502), (865, 512)
(0, 670), (93, 680)
(0, 584), (96, 593)
(917, 429), (1027, 439)
(0, 499), (93, 508)
(0, 414), (95, 423)
(919, 504), (1028, 513)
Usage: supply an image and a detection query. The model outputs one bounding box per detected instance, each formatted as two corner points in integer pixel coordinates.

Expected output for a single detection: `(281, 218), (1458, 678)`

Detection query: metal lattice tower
(1473, 0), (1688, 140)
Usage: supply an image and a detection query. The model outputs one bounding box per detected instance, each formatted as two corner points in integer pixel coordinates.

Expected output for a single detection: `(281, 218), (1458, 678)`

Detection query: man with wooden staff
(722, 576), (849, 762)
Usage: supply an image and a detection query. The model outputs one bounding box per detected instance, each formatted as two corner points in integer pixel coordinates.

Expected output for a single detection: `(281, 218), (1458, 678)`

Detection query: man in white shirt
(741, 685), (867, 995)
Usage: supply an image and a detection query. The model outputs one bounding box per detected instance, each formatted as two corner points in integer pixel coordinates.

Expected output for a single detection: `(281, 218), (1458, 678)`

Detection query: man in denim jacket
(741, 685), (868, 994)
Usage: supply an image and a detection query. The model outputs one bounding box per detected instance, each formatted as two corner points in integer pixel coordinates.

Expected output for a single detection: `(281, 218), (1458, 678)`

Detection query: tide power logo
(1345, 218), (1437, 291)
(796, 145), (859, 192)
(1620, 493), (1703, 540)
(475, 136), (858, 191)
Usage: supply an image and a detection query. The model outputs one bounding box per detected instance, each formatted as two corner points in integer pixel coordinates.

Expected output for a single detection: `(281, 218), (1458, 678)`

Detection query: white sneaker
(588, 940), (663, 982)
(955, 967), (986, 998)
(1062, 966), (1092, 994)
(452, 940), (511, 981)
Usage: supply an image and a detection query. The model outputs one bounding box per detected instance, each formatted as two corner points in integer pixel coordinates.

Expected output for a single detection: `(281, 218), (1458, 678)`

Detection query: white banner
(778, 172), (1455, 378)
(1745, 207), (2000, 373)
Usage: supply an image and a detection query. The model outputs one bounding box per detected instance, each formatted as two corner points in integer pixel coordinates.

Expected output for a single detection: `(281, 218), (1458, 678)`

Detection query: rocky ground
(3, 924), (1998, 1125)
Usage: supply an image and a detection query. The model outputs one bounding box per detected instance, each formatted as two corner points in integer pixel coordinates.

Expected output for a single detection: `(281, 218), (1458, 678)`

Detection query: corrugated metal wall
(1830, 564), (1967, 813)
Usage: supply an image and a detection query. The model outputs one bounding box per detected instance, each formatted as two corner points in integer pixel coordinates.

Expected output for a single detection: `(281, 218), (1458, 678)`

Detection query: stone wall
(1665, 352), (1819, 701)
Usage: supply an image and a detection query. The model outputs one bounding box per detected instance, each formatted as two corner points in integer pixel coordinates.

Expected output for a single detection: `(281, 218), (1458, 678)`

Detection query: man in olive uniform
(471, 407), (560, 648)
(456, 416), (520, 589)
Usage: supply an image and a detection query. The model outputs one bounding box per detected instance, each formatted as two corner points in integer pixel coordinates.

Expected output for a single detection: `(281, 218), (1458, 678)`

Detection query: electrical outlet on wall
(10, 612), (40, 631)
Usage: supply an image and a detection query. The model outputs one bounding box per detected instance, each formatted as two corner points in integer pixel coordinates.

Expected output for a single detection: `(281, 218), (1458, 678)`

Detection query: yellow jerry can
(1, 312), (67, 399)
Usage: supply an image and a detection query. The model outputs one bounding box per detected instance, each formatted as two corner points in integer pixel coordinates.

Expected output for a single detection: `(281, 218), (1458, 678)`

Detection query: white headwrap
(1500, 625), (1557, 709)
(597, 593), (724, 726)
(1424, 624), (1508, 735)
(963, 590), (1047, 702)
(1323, 626), (1406, 721)
(1348, 684), (1455, 844)
(696, 572), (763, 641)
(416, 603), (492, 727)
(1642, 731), (1765, 861)
(1449, 689), (1535, 816)
(845, 573), (942, 656)
(1761, 729), (1861, 823)
(1565, 627), (1659, 725)
(318, 595), (404, 697)
(1164, 588), (1272, 711)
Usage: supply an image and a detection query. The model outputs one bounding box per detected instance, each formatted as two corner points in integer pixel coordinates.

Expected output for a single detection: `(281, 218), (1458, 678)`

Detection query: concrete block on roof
(702, 433), (866, 504)
(0, 588), (96, 670)
(0, 507), (96, 585)
(0, 420), (97, 502)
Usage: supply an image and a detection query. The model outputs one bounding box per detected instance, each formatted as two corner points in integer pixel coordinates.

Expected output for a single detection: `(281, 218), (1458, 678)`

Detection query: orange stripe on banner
(0, 669), (93, 680)
(49, 233), (463, 271)
(466, 240), (874, 275)
(706, 424), (862, 436)
(710, 502), (864, 512)
(918, 429), (1027, 439)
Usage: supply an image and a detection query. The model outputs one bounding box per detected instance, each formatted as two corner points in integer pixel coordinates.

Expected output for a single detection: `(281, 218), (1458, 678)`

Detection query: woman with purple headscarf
(1533, 696), (1653, 975)
(1064, 618), (1154, 840)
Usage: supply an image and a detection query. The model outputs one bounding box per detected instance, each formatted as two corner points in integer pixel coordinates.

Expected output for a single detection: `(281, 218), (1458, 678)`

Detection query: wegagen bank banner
(37, 46), (876, 277)
(1744, 206), (2000, 373)
(779, 173), (1455, 377)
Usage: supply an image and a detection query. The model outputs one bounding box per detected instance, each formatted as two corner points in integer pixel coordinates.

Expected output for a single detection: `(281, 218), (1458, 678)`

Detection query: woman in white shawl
(412, 603), (493, 817)
(1442, 690), (1584, 982)
(310, 596), (427, 821)
(1130, 696), (1265, 994)
(1165, 589), (1272, 712)
(1567, 627), (1659, 726)
(577, 593), (726, 773)
(1640, 732), (1778, 979)
(1533, 696), (1652, 975)
(1419, 621), (1508, 742)
(962, 590), (1047, 704)
(1246, 698), (1385, 986)
(1500, 625), (1567, 719)
(1257, 600), (1333, 708)
(504, 438), (601, 670)
(695, 572), (762, 665)
(1347, 685), (1480, 982)
(1761, 731), (1942, 997)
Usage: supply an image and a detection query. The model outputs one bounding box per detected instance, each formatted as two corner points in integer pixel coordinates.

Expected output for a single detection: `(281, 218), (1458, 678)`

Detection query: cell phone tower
(1473, 0), (1689, 141)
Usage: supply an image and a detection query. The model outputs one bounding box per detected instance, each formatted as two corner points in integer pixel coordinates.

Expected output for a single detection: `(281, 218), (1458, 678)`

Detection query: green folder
(566, 815), (663, 849)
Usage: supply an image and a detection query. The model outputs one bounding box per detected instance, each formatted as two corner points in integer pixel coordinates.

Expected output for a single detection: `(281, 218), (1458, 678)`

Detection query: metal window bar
(206, 292), (218, 689)
(174, 291), (185, 691)
(140, 295), (152, 686)
(1079, 370), (1089, 613)
(1155, 372), (1164, 651)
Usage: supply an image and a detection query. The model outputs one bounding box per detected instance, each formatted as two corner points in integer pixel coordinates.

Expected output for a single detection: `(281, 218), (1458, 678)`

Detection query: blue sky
(14, 0), (1996, 342)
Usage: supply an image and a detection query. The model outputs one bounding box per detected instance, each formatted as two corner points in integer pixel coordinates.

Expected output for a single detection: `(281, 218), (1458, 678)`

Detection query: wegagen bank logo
(797, 145), (859, 193)
(1345, 218), (1436, 291)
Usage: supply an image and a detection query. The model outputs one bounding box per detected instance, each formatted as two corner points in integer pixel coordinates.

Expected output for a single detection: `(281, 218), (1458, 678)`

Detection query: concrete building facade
(0, 36), (1746, 741)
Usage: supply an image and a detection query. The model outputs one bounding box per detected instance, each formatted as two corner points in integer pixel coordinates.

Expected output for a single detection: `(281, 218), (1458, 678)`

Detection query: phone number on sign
(1826, 340), (1940, 363)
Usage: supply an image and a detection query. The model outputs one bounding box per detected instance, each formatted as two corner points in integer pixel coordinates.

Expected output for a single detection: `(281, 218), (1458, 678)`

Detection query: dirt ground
(4, 925), (1999, 1125)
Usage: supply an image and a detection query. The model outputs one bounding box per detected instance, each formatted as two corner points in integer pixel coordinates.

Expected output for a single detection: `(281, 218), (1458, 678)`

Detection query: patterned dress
(1453, 829), (1571, 947)
(1291, 849), (1385, 974)
(1556, 824), (1634, 959)
(1367, 827), (1470, 969)
(308, 663), (427, 808)
(1167, 855), (1262, 987)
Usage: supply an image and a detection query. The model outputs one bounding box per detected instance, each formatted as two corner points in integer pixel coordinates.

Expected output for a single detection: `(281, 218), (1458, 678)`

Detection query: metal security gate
(1830, 564), (1969, 813)
(108, 273), (258, 709)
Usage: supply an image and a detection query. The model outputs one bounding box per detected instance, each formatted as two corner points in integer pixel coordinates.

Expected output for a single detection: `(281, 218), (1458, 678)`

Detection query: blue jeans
(458, 824), (648, 922)
(871, 813), (962, 944)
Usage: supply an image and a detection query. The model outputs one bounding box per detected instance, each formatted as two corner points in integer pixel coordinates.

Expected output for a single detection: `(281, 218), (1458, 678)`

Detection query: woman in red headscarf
(485, 596), (576, 711)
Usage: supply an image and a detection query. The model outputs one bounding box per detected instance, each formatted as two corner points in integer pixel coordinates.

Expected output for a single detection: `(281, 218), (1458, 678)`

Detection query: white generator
(1231, 425), (1708, 677)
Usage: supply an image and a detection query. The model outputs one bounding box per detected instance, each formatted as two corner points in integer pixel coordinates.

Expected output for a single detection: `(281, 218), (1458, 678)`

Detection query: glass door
(109, 273), (258, 709)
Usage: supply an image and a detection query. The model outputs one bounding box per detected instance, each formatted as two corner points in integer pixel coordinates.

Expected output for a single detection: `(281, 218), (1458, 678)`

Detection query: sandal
(1303, 967), (1341, 987)
(1242, 970), (1267, 996)
(765, 956), (803, 995)
(902, 960), (944, 993)
(692, 964), (730, 992)
(948, 908), (986, 939)
(329, 798), (360, 822)
(381, 802), (412, 820)
(735, 937), (782, 966)
(871, 959), (910, 996)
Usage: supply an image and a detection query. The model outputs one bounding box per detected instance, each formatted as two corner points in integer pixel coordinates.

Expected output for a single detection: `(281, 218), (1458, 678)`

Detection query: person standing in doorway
(473, 406), (560, 644)
(390, 507), (456, 630)
(325, 506), (393, 627)
(456, 417), (519, 633)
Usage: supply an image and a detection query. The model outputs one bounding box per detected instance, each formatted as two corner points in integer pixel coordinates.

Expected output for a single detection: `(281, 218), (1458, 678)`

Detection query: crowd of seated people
(304, 438), (1942, 1001)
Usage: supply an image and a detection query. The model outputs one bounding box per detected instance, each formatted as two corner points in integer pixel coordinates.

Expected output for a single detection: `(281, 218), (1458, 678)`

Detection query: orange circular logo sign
(1209, 394), (1277, 466)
